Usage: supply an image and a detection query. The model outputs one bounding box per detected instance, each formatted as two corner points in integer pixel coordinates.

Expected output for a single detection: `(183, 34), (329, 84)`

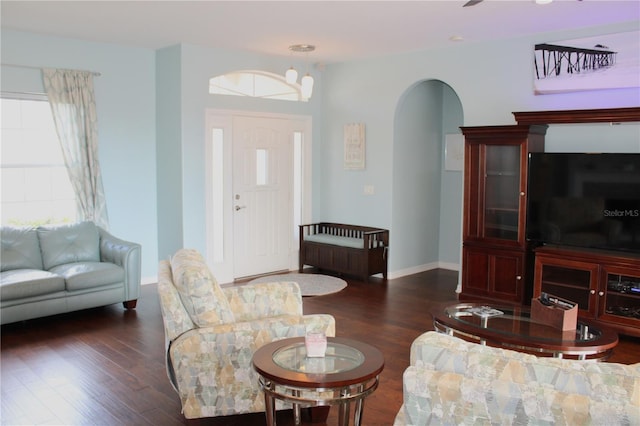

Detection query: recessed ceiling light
(449, 35), (464, 42)
(289, 44), (315, 53)
(536, 0), (553, 4)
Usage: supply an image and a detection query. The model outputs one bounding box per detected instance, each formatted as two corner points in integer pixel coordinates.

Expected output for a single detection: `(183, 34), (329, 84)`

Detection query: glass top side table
(252, 337), (384, 426)
(273, 341), (365, 375)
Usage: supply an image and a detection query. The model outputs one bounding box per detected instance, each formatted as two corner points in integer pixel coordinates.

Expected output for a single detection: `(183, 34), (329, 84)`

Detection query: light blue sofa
(1, 221), (141, 325)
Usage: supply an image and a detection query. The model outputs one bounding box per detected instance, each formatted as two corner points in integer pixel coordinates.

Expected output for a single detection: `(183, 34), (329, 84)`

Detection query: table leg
(293, 390), (301, 425)
(338, 388), (351, 426)
(353, 384), (365, 426)
(263, 380), (276, 426)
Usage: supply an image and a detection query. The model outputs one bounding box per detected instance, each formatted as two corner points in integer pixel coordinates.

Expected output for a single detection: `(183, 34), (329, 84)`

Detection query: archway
(391, 80), (464, 279)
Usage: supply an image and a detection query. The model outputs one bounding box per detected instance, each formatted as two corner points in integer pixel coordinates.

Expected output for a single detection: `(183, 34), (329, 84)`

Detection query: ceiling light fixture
(285, 67), (298, 84)
(286, 44), (315, 98)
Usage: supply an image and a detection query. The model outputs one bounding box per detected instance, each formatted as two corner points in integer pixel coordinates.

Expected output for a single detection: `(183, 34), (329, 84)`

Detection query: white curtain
(42, 68), (109, 229)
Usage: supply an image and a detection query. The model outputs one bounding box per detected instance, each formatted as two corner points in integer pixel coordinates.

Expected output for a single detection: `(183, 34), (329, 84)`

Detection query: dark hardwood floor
(2, 269), (639, 425)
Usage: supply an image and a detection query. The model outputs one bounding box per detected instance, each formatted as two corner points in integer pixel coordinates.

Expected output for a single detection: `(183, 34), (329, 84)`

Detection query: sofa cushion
(303, 233), (384, 249)
(38, 222), (100, 270)
(0, 270), (65, 300)
(170, 249), (235, 327)
(1, 226), (43, 272)
(304, 234), (365, 249)
(50, 262), (124, 291)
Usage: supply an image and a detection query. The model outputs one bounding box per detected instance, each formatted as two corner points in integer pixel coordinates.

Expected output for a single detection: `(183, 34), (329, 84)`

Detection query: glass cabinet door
(483, 144), (521, 241)
(539, 264), (596, 313)
(602, 269), (640, 324)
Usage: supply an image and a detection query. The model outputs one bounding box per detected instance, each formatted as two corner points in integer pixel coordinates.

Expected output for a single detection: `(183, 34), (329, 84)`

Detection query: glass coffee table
(252, 336), (384, 426)
(433, 303), (618, 360)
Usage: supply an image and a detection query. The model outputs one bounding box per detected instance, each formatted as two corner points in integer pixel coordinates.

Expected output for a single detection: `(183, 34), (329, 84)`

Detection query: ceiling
(2, 1), (638, 64)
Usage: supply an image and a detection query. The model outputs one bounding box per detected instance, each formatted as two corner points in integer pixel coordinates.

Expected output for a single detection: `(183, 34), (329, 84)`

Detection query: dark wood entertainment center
(460, 107), (640, 337)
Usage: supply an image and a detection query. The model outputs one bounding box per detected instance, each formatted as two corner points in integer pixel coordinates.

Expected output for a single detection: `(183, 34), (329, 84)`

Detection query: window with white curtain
(0, 95), (77, 226)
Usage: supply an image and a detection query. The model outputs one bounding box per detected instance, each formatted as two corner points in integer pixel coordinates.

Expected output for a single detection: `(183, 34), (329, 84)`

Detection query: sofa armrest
(223, 281), (303, 322)
(98, 227), (141, 302)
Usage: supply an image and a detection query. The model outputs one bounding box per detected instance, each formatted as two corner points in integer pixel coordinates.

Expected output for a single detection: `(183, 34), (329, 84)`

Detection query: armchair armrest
(303, 314), (336, 337)
(223, 281), (303, 322)
(98, 227), (141, 302)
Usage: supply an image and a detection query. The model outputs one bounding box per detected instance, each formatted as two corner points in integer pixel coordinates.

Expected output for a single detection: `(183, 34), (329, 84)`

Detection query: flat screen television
(526, 153), (640, 253)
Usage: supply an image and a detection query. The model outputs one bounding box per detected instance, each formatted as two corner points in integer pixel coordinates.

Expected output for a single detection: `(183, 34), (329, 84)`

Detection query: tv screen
(526, 153), (640, 253)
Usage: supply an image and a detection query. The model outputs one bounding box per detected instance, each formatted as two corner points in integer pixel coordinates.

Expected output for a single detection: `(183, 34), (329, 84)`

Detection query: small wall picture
(533, 31), (640, 95)
(344, 123), (365, 170)
(445, 134), (464, 171)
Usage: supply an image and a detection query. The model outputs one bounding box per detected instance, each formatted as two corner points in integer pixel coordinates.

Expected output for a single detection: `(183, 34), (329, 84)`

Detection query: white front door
(232, 116), (292, 278)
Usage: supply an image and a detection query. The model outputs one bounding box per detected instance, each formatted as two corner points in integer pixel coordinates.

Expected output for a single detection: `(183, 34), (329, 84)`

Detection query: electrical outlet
(364, 185), (375, 195)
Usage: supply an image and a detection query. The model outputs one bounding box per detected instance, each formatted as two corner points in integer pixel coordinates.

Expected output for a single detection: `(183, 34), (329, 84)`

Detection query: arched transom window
(209, 70), (306, 102)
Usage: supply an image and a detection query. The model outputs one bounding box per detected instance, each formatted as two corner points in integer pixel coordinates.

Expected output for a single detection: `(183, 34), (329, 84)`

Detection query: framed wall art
(344, 123), (366, 170)
(445, 133), (464, 171)
(533, 31), (640, 95)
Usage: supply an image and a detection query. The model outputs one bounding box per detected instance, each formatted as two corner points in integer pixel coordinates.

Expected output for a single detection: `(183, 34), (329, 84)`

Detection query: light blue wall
(2, 20), (638, 281)
(439, 85), (465, 267)
(157, 43), (323, 258)
(156, 45), (184, 262)
(1, 30), (158, 279)
(319, 21), (639, 275)
(320, 59), (395, 227)
(392, 81), (444, 271)
(545, 123), (640, 152)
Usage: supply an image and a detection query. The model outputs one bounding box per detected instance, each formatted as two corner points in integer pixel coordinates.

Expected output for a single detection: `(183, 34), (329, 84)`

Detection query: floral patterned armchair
(394, 331), (640, 425)
(157, 249), (336, 420)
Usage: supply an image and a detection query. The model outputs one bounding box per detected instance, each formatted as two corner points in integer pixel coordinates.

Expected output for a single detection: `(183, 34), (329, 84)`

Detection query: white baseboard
(142, 276), (157, 285)
(387, 261), (459, 280)
(142, 262), (461, 285)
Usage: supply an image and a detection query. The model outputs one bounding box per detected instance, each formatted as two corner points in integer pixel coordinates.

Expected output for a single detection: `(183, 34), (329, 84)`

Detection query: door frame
(204, 109), (313, 284)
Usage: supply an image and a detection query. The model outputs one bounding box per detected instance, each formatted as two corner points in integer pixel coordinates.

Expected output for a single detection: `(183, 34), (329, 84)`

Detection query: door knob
(235, 205), (246, 211)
